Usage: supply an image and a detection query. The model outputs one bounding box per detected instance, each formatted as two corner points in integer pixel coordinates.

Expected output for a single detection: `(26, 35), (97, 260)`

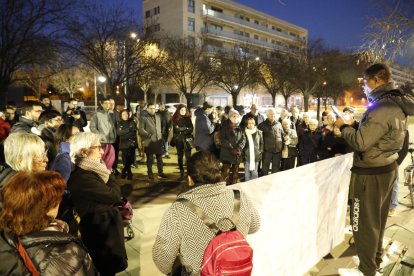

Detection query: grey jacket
(139, 113), (162, 147)
(243, 128), (263, 162)
(152, 183), (261, 276)
(89, 110), (117, 144)
(258, 119), (283, 153)
(194, 108), (215, 151)
(342, 84), (414, 168)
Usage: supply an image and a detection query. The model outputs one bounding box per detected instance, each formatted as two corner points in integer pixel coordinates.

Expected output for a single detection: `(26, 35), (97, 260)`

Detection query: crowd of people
(0, 63), (412, 276)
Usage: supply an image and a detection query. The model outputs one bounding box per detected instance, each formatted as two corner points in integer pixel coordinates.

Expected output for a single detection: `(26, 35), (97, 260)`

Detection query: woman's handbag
(185, 137), (195, 149)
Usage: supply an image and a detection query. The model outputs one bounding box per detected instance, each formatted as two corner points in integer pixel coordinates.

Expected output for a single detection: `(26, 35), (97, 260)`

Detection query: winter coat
(194, 108), (215, 151)
(0, 165), (16, 208)
(172, 116), (194, 146)
(117, 119), (137, 150)
(51, 142), (73, 182)
(35, 125), (57, 168)
(63, 108), (87, 132)
(219, 123), (246, 164)
(320, 132), (352, 159)
(240, 112), (265, 129)
(281, 127), (299, 158)
(0, 229), (97, 275)
(299, 129), (322, 159)
(139, 113), (163, 154)
(157, 109), (172, 139)
(243, 129), (263, 162)
(0, 118), (11, 142)
(152, 183), (261, 276)
(258, 119), (283, 153)
(342, 84), (414, 169)
(89, 110), (117, 144)
(67, 166), (127, 274)
(11, 116), (37, 134)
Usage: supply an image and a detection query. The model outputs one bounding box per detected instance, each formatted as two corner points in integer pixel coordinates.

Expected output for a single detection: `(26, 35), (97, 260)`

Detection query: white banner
(233, 153), (353, 276)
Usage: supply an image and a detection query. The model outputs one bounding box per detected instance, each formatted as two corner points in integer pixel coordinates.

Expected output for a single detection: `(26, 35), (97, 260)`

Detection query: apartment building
(389, 63), (414, 88)
(142, 0), (308, 106)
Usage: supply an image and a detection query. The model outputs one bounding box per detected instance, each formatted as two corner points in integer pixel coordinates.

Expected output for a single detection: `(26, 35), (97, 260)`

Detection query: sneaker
(158, 173), (168, 179)
(352, 256), (384, 274)
(388, 209), (396, 217)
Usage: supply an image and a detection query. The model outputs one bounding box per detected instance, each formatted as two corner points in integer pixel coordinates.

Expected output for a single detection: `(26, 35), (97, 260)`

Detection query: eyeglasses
(89, 145), (103, 150)
(51, 117), (63, 122)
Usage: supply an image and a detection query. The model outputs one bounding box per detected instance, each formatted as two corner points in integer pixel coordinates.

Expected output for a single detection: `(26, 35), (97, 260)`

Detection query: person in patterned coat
(152, 151), (260, 276)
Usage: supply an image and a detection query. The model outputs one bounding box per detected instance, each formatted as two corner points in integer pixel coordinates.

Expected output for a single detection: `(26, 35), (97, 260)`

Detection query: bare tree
(162, 37), (211, 108)
(64, 1), (149, 105)
(259, 52), (297, 108)
(360, 0), (414, 64)
(212, 47), (260, 106)
(49, 62), (92, 98)
(0, 0), (75, 106)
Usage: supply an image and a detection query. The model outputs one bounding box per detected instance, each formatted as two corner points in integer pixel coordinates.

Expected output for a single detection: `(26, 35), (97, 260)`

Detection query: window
(211, 6), (223, 13)
(244, 32), (250, 38)
(154, 24), (160, 32)
(272, 26), (276, 30)
(212, 24), (222, 31)
(188, 18), (195, 32)
(277, 28), (282, 32)
(154, 6), (160, 15)
(145, 10), (151, 18)
(188, 0), (195, 13)
(254, 34), (259, 40)
(254, 20), (259, 25)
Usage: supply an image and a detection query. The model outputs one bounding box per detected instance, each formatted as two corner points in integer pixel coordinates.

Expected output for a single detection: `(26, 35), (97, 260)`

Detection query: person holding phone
(335, 63), (414, 276)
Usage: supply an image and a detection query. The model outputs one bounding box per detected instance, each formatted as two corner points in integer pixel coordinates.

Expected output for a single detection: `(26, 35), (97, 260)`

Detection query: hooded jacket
(341, 84), (414, 169)
(194, 108), (215, 151)
(89, 110), (117, 144)
(10, 117), (37, 134)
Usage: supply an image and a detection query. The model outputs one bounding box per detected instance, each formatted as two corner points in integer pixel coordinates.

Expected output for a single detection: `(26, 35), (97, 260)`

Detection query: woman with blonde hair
(68, 132), (127, 275)
(0, 133), (47, 192)
(0, 171), (97, 275)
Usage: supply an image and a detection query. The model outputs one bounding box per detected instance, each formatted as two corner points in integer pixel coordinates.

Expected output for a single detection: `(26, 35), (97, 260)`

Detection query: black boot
(179, 168), (185, 181)
(121, 169), (127, 179)
(127, 168), (133, 180)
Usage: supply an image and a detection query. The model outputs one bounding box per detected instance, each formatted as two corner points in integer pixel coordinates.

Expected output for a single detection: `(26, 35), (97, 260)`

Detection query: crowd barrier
(233, 153), (354, 276)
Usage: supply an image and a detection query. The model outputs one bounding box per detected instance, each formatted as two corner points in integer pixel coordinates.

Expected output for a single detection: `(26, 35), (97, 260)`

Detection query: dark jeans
(176, 141), (191, 171)
(262, 151), (281, 176)
(147, 154), (163, 175)
(121, 147), (135, 173)
(112, 139), (120, 170)
(281, 157), (295, 171)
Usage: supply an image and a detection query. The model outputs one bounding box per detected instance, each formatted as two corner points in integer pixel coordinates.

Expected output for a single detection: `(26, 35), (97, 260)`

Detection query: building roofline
(210, 0), (308, 34)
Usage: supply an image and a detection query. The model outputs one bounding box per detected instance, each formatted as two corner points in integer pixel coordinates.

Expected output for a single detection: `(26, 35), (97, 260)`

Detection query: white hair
(4, 133), (45, 172)
(70, 132), (101, 162)
(309, 119), (319, 125)
(266, 108), (276, 116)
(282, 118), (292, 125)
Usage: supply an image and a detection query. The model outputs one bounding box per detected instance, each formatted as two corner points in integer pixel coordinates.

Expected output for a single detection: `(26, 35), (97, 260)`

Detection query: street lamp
(94, 75), (106, 112)
(123, 32), (138, 109)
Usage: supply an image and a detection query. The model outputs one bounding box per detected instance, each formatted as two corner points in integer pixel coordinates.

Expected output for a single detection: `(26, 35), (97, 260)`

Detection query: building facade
(142, 0), (308, 107)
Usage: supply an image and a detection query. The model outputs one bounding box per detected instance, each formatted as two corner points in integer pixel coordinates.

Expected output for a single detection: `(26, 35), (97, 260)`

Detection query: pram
(118, 197), (135, 240)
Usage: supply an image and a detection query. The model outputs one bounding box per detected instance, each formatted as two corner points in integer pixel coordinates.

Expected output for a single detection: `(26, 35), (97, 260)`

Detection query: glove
(231, 148), (241, 156)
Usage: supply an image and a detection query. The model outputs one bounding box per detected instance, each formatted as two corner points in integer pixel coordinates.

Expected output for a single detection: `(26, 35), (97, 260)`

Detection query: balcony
(201, 9), (304, 44)
(202, 27), (290, 52)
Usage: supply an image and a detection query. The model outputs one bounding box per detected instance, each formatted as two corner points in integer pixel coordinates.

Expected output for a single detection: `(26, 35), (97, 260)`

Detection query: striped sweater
(152, 182), (261, 275)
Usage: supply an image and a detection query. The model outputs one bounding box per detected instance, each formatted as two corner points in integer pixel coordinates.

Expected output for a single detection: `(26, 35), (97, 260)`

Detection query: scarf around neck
(245, 127), (257, 171)
(76, 157), (111, 183)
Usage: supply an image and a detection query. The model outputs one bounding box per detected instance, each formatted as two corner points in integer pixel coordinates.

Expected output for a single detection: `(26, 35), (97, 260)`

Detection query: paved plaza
(116, 126), (414, 276)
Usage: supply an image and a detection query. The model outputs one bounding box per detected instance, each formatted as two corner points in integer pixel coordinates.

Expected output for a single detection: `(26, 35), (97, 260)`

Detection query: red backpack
(176, 190), (253, 276)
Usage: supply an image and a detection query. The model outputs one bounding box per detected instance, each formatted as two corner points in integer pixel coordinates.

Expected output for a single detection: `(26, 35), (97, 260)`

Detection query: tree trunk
(316, 96), (321, 122)
(185, 93), (193, 108)
(284, 95), (289, 109)
(272, 93), (276, 107)
(232, 92), (238, 106)
(303, 94), (309, 112)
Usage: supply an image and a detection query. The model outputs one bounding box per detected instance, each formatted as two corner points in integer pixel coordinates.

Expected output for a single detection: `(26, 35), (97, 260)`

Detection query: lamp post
(123, 32), (138, 109)
(94, 75), (106, 112)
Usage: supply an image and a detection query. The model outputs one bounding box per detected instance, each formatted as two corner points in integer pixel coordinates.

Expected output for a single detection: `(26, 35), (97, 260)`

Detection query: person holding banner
(335, 63), (414, 276)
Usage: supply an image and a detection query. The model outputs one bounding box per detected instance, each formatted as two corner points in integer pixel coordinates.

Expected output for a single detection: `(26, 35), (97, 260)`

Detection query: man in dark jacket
(139, 102), (167, 180)
(194, 102), (215, 152)
(62, 98), (87, 132)
(157, 103), (172, 158)
(336, 63), (414, 276)
(40, 95), (56, 111)
(258, 108), (283, 175)
(11, 101), (43, 134)
(240, 104), (265, 129)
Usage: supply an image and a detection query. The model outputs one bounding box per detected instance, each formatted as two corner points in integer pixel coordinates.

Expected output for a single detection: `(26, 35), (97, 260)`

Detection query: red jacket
(0, 118), (11, 142)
